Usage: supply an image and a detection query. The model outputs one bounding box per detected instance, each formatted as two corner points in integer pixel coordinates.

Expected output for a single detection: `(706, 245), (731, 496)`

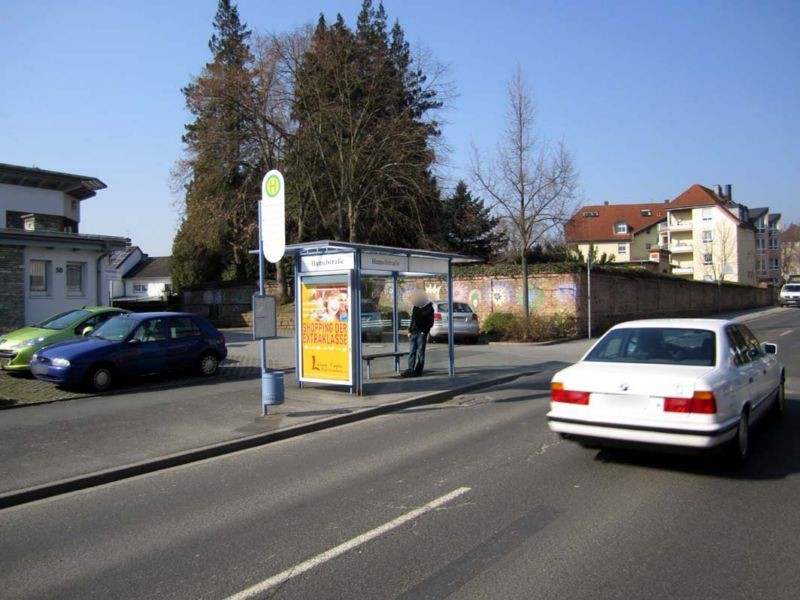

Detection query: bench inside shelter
(362, 351), (408, 379)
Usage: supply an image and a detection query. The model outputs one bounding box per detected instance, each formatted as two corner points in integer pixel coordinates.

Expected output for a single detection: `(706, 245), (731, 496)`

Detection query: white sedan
(547, 319), (785, 461)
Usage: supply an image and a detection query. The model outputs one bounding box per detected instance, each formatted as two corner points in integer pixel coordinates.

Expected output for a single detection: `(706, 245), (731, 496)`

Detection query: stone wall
(181, 270), (774, 334)
(0, 246), (25, 332)
(182, 283), (283, 328)
(578, 270), (773, 334)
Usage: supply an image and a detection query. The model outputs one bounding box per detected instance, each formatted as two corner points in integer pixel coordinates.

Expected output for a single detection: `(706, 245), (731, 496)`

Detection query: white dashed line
(779, 329), (793, 337)
(224, 486), (472, 600)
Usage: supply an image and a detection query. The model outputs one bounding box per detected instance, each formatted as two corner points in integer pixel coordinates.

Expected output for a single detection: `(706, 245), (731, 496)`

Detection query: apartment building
(657, 184), (756, 285)
(748, 208), (782, 285)
(564, 202), (668, 264)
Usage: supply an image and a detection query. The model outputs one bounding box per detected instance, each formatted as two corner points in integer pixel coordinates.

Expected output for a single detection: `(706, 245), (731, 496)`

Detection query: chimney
(714, 184), (723, 197)
(604, 201), (609, 205)
(724, 184), (732, 201)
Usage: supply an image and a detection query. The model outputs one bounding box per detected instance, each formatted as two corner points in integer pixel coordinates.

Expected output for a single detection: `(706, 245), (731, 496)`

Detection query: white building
(0, 163), (129, 331)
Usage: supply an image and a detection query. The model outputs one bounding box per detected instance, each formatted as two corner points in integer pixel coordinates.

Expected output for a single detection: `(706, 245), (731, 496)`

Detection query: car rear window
(585, 327), (716, 366)
(436, 302), (473, 313)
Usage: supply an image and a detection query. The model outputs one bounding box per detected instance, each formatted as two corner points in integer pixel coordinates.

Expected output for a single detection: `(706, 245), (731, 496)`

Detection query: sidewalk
(0, 338), (593, 507)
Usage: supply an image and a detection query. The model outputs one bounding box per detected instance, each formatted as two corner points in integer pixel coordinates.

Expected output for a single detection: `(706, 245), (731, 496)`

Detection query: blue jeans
(408, 332), (427, 374)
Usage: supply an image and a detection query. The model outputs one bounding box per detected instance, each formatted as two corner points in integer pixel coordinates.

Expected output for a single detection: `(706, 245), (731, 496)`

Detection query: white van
(779, 283), (800, 307)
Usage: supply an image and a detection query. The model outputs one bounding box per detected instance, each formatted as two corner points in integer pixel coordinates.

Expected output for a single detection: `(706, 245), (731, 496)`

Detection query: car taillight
(551, 382), (590, 405)
(433, 313), (442, 320)
(218, 333), (226, 345)
(664, 391), (716, 414)
(471, 313), (478, 320)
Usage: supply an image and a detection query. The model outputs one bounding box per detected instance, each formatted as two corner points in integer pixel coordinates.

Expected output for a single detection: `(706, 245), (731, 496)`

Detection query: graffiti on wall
(378, 274), (579, 317)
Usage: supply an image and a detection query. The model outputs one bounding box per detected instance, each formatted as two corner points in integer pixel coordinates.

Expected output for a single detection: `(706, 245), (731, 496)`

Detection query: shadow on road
(590, 397), (800, 481)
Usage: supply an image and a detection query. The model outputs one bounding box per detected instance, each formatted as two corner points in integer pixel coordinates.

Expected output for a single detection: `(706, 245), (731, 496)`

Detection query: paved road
(1, 310), (798, 599)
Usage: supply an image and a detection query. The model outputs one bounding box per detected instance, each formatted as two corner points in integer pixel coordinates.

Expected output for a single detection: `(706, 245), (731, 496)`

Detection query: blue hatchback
(30, 312), (228, 392)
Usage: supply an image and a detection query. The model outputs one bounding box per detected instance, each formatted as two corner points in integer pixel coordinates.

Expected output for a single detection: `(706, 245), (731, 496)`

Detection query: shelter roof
(283, 240), (481, 264)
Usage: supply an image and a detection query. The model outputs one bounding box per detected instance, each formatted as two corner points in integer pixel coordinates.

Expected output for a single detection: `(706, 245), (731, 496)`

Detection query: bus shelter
(284, 241), (478, 395)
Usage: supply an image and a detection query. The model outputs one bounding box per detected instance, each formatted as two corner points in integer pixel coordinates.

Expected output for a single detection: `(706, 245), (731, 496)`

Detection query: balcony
(670, 242), (693, 253)
(659, 219), (693, 232)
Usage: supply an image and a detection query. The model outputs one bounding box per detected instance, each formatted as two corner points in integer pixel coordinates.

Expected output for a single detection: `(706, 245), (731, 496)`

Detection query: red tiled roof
(565, 202), (667, 243)
(669, 184), (723, 209)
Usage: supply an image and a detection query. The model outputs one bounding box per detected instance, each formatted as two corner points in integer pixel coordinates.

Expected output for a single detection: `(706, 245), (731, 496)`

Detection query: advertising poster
(300, 275), (352, 383)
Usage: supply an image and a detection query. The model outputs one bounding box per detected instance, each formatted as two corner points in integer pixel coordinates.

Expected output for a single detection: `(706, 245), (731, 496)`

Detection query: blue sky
(1, 0), (798, 256)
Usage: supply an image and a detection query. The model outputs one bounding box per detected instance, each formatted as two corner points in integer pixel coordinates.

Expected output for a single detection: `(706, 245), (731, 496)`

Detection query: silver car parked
(428, 301), (479, 343)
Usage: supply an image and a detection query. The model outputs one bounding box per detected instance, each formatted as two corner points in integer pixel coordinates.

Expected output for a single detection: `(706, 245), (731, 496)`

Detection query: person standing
(402, 290), (434, 377)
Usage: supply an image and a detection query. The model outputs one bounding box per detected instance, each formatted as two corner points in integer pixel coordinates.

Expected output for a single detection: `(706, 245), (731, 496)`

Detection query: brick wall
(0, 246), (25, 332)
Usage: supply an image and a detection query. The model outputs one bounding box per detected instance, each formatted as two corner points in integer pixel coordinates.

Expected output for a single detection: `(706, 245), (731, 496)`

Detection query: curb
(0, 369), (540, 510)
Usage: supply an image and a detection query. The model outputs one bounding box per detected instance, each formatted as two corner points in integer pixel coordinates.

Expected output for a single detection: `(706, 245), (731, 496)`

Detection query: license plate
(31, 363), (49, 376)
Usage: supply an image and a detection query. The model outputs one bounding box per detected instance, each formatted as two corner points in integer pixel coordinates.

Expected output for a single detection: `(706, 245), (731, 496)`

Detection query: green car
(0, 307), (130, 372)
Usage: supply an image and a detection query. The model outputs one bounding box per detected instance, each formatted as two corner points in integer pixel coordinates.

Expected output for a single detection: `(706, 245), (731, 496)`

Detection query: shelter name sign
(409, 256), (448, 275)
(361, 252), (409, 272)
(300, 253), (355, 273)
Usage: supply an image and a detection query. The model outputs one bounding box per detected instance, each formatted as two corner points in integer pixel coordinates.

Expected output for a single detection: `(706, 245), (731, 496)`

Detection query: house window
(756, 217), (766, 233)
(645, 243), (652, 250)
(29, 260), (51, 294)
(66, 262), (85, 295)
(617, 244), (627, 255)
(757, 238), (766, 251)
(614, 222), (628, 234)
(132, 283), (148, 294)
(702, 230), (713, 243)
(769, 239), (779, 250)
(757, 259), (766, 273)
(770, 258), (779, 270)
(640, 209), (651, 217)
(702, 209), (712, 221)
(703, 253), (713, 265)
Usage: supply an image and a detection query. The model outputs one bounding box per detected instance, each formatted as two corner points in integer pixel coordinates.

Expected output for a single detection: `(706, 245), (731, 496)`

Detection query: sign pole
(257, 200), (269, 415)
(258, 170), (286, 415)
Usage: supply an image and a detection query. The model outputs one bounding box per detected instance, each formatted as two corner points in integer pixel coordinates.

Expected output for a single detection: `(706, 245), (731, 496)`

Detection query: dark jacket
(409, 302), (435, 335)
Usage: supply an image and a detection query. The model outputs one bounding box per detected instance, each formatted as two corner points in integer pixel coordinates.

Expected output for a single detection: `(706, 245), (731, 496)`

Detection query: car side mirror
(82, 326), (94, 337)
(763, 342), (778, 355)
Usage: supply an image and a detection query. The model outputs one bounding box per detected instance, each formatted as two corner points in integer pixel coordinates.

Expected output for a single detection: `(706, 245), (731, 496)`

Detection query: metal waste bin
(262, 369), (285, 406)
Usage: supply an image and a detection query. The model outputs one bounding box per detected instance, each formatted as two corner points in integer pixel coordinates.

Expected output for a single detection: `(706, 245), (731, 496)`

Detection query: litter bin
(262, 369), (285, 406)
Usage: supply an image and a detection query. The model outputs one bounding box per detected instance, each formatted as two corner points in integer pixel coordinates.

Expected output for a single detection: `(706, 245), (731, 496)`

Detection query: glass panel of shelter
(356, 271), (448, 376)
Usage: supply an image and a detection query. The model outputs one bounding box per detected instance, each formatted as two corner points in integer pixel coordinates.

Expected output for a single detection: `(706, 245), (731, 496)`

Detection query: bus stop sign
(261, 170), (286, 263)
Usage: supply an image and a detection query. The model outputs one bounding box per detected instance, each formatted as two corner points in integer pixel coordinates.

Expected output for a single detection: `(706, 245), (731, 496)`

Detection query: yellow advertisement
(300, 276), (352, 383)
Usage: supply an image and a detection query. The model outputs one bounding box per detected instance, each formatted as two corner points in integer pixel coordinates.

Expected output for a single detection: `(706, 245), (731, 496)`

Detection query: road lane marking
(779, 329), (792, 336)
(224, 486), (472, 600)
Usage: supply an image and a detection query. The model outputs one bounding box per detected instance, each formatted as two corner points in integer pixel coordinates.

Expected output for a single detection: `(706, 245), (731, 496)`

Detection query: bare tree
(472, 68), (578, 317)
(700, 220), (737, 283)
(780, 223), (800, 281)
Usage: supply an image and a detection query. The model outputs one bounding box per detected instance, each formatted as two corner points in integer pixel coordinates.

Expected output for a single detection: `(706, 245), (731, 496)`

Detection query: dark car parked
(30, 312), (227, 392)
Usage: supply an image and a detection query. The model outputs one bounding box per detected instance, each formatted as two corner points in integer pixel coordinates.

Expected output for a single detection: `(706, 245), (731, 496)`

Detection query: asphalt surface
(1, 309), (799, 599)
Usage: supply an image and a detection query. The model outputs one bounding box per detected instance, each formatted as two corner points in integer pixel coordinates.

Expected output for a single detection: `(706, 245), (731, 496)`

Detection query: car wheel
(86, 364), (114, 392)
(730, 410), (750, 464)
(774, 377), (786, 420)
(198, 352), (219, 376)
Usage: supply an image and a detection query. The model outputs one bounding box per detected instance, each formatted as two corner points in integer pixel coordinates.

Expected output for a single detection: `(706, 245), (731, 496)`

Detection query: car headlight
(51, 358), (71, 367)
(20, 336), (47, 348)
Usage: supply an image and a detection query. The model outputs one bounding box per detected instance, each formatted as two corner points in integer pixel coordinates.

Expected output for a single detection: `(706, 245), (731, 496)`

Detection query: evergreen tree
(286, 0), (444, 248)
(173, 0), (260, 289)
(441, 181), (506, 260)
